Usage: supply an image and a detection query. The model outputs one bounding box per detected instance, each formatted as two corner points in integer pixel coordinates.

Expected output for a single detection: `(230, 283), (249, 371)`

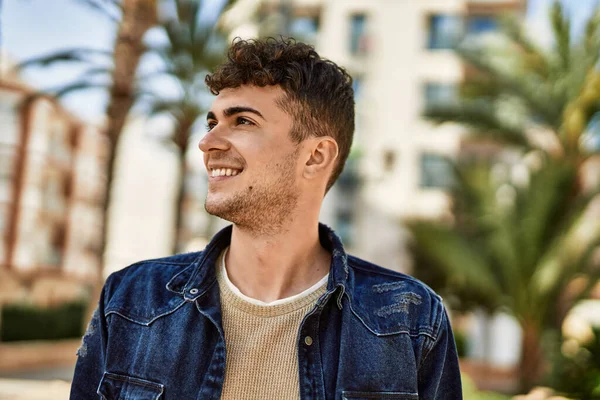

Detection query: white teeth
(211, 168), (241, 177)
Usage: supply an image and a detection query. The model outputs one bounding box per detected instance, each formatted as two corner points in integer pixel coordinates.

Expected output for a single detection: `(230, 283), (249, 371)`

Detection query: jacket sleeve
(70, 282), (110, 399)
(418, 303), (463, 399)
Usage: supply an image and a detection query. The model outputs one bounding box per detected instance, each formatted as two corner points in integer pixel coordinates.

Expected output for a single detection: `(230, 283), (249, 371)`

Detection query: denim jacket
(70, 224), (462, 400)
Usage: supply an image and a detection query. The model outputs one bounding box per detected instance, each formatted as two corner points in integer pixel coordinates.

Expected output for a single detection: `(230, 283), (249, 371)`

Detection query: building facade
(0, 75), (108, 285)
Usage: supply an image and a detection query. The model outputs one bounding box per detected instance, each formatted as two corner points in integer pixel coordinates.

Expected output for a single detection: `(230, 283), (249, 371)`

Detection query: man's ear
(304, 137), (338, 178)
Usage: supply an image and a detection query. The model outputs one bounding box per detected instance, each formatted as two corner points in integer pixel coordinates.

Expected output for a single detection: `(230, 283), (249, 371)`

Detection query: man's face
(199, 85), (303, 234)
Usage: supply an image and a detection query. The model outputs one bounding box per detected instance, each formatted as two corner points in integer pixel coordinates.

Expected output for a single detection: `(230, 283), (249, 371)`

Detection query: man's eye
(236, 117), (254, 126)
(206, 121), (217, 131)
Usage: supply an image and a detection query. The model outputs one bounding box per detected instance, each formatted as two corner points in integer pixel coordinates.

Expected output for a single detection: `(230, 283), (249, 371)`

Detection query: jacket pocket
(342, 391), (418, 400)
(97, 372), (164, 400)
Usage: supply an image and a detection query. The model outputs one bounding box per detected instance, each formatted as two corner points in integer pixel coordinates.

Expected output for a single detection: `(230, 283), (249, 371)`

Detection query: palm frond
(497, 14), (550, 79)
(574, 247), (600, 301)
(184, 0), (202, 41)
(77, 0), (122, 22)
(548, 235), (600, 327)
(453, 163), (525, 307)
(79, 66), (114, 79)
(408, 222), (504, 303)
(17, 48), (113, 70)
(147, 99), (183, 119)
(583, 5), (600, 57)
(425, 102), (531, 148)
(516, 162), (578, 275)
(531, 194), (600, 300)
(52, 80), (110, 98)
(560, 72), (600, 151)
(164, 19), (190, 53)
(458, 46), (563, 127)
(550, 1), (571, 72)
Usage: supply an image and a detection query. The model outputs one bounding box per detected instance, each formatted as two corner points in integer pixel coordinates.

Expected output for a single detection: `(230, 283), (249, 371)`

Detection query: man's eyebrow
(223, 106), (265, 120)
(207, 111), (216, 120)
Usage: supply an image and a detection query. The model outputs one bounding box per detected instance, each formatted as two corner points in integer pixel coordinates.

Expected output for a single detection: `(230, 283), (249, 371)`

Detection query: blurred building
(0, 69), (108, 285)
(222, 0), (526, 272)
(103, 116), (181, 277)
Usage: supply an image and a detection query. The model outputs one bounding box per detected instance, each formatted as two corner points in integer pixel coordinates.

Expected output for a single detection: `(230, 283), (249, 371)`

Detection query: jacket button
(189, 288), (199, 295)
(304, 336), (313, 346)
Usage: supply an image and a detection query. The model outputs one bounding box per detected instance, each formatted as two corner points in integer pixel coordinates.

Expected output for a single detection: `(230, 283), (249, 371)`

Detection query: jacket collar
(166, 223), (350, 306)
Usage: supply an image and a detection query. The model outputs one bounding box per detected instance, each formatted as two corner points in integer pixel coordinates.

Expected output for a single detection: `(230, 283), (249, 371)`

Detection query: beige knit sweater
(216, 250), (328, 400)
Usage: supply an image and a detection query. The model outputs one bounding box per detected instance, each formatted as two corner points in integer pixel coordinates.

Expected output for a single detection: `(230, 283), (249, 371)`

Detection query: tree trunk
(86, 0), (157, 323)
(172, 122), (194, 254)
(173, 155), (187, 254)
(519, 320), (544, 392)
(98, 0), (157, 271)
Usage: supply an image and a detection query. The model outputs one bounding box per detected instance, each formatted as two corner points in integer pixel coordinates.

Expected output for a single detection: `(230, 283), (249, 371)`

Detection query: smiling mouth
(210, 168), (242, 177)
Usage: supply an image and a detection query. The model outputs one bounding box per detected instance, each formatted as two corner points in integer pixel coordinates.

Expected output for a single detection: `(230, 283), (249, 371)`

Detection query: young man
(70, 38), (462, 399)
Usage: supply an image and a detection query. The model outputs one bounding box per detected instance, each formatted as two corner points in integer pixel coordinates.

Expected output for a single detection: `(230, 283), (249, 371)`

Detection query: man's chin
(204, 198), (235, 220)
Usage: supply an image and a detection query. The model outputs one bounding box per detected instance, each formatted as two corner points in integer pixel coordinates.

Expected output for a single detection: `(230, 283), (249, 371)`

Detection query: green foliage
(547, 327), (600, 399)
(413, 2), (600, 390)
(143, 0), (234, 152)
(1, 301), (88, 342)
(410, 158), (600, 324)
(425, 1), (600, 159)
(454, 329), (468, 358)
(461, 375), (511, 400)
(17, 0), (237, 147)
(17, 0), (238, 253)
(408, 156), (600, 392)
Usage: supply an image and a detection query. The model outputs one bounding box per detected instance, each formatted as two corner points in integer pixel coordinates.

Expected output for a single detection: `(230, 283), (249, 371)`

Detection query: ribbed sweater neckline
(216, 248), (328, 317)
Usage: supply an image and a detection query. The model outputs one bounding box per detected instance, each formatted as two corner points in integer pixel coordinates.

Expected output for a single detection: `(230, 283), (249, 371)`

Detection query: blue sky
(2, 0), (116, 121)
(527, 0), (599, 45)
(1, 0), (599, 122)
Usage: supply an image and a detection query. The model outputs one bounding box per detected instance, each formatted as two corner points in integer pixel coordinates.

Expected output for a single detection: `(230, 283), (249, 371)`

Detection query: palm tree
(18, 0), (158, 281)
(409, 158), (600, 390)
(139, 0), (233, 253)
(411, 0), (600, 391)
(425, 1), (600, 164)
(19, 0), (236, 261)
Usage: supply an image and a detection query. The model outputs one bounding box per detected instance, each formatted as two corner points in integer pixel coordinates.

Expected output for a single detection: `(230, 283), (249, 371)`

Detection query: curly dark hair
(205, 37), (355, 192)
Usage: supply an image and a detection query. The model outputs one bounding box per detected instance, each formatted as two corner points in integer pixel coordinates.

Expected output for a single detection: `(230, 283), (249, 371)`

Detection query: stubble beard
(204, 149), (300, 236)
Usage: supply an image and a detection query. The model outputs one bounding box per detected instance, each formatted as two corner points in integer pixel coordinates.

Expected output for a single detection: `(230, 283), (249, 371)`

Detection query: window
(420, 153), (454, 189)
(466, 15), (498, 36)
(427, 15), (463, 50)
(0, 100), (20, 145)
(424, 83), (458, 111)
(350, 14), (368, 55)
(290, 16), (319, 44)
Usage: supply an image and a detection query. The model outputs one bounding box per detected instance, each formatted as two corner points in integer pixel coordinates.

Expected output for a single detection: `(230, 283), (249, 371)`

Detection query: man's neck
(225, 218), (331, 303)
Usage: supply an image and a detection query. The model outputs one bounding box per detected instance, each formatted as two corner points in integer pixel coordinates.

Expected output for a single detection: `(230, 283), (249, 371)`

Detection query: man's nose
(198, 125), (229, 153)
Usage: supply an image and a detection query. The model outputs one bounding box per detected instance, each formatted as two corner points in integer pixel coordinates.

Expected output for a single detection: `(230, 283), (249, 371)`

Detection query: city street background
(1, 0), (600, 399)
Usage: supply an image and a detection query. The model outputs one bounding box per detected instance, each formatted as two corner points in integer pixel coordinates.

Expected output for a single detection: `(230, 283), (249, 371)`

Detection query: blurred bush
(411, 0), (600, 391)
(454, 328), (468, 358)
(1, 300), (87, 342)
(546, 326), (600, 399)
(462, 375), (511, 400)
